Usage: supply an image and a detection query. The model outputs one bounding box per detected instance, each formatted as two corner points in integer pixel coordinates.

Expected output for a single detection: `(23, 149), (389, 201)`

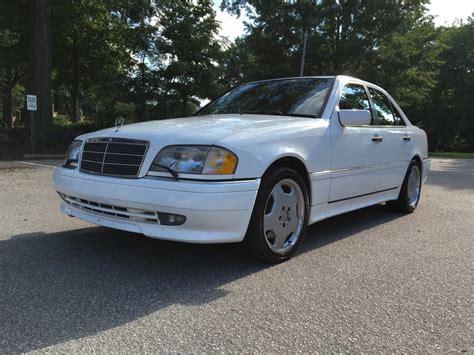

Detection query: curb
(22, 154), (65, 160)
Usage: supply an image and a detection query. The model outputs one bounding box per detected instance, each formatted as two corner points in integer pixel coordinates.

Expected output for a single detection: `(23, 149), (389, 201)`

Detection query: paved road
(0, 159), (472, 353)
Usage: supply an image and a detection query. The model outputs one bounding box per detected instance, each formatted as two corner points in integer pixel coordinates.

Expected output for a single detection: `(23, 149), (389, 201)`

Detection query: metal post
(299, 31), (308, 77)
(30, 110), (35, 153)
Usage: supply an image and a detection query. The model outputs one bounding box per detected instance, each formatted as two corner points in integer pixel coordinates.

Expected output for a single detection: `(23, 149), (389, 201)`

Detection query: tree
(156, 0), (223, 116)
(123, 0), (159, 121)
(53, 0), (132, 121)
(220, 0), (430, 80)
(426, 18), (474, 151)
(361, 20), (443, 122)
(27, 0), (53, 147)
(0, 0), (28, 129)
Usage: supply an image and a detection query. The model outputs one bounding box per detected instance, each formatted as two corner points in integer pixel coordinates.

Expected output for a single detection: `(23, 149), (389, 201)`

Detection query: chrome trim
(114, 116), (125, 132)
(328, 187), (399, 204)
(144, 175), (259, 184)
(84, 137), (148, 144)
(59, 193), (160, 224)
(79, 137), (149, 178)
(310, 161), (408, 179)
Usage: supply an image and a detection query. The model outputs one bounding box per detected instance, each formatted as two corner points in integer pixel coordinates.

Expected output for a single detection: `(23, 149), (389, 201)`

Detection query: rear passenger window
(390, 102), (406, 126)
(339, 84), (371, 110)
(368, 88), (396, 126)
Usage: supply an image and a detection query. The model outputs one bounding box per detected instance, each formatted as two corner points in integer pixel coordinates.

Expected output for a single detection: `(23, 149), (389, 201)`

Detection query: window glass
(195, 78), (334, 118)
(368, 88), (395, 125)
(339, 84), (370, 110)
(390, 102), (406, 126)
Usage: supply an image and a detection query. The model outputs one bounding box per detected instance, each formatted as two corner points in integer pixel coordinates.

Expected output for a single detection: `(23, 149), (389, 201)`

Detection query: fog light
(158, 212), (186, 226)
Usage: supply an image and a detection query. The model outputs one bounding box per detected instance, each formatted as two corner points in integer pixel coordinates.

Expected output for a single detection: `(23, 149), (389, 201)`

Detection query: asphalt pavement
(0, 158), (472, 353)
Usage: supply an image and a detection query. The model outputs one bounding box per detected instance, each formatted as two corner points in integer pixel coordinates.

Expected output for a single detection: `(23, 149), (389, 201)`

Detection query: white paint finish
(338, 109), (371, 127)
(54, 75), (430, 244)
(53, 168), (259, 243)
(53, 168), (259, 211)
(326, 188), (401, 220)
(61, 203), (251, 243)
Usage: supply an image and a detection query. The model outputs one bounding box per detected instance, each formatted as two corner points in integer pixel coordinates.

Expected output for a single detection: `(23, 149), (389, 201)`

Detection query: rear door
(367, 87), (411, 189)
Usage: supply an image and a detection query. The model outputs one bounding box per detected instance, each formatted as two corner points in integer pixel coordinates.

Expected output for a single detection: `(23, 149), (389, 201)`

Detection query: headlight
(64, 140), (82, 168)
(150, 145), (238, 175)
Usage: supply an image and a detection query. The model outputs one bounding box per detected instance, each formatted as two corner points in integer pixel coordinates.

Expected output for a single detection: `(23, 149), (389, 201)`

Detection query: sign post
(26, 95), (37, 153)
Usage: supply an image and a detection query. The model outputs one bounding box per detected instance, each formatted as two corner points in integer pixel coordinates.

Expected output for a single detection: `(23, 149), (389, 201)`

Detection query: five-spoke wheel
(407, 164), (421, 208)
(263, 179), (305, 253)
(387, 159), (422, 213)
(245, 166), (309, 263)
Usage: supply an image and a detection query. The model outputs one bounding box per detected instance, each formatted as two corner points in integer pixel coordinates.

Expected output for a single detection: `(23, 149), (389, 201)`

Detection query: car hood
(78, 114), (315, 146)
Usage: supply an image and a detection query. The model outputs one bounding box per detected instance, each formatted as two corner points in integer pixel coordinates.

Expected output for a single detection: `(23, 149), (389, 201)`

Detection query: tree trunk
(181, 95), (188, 116)
(27, 0), (53, 148)
(2, 69), (14, 129)
(71, 33), (80, 121)
(71, 69), (79, 121)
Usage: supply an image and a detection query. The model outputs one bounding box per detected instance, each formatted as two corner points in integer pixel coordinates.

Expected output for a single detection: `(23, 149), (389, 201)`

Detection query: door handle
(403, 135), (411, 141)
(372, 135), (383, 143)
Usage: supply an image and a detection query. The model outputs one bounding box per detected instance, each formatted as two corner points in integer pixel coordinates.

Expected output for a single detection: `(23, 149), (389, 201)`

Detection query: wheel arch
(411, 154), (423, 174)
(262, 156), (312, 206)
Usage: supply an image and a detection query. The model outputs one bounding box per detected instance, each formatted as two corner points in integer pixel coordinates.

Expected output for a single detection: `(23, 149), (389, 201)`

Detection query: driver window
(339, 84), (371, 110)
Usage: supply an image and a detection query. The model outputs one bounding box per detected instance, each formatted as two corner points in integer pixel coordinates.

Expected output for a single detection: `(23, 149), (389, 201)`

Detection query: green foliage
(0, 0), (28, 68)
(52, 114), (71, 127)
(431, 18), (474, 151)
(221, 0), (430, 79)
(53, 0), (133, 120)
(0, 0), (473, 152)
(157, 0), (224, 116)
(0, 0), (28, 128)
(430, 152), (474, 159)
(362, 20), (443, 118)
(221, 0), (473, 152)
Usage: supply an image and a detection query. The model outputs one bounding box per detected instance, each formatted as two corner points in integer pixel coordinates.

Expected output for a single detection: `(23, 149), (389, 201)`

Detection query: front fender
(216, 118), (332, 179)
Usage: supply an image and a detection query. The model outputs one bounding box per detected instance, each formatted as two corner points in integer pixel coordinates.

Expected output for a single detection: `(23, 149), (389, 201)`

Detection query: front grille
(80, 138), (148, 177)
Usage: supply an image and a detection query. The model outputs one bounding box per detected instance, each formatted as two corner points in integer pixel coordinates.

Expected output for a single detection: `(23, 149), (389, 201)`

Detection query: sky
(214, 0), (474, 41)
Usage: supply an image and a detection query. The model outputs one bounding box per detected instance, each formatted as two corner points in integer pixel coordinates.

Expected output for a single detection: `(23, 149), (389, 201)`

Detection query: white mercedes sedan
(53, 76), (430, 262)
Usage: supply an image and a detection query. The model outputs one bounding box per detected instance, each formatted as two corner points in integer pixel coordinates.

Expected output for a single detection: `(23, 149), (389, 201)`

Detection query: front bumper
(53, 167), (260, 243)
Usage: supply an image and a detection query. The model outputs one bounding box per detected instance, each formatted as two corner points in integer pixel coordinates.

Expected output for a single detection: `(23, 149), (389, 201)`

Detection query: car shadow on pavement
(0, 204), (404, 352)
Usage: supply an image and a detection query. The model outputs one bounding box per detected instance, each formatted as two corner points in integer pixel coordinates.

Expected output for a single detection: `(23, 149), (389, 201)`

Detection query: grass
(430, 152), (474, 159)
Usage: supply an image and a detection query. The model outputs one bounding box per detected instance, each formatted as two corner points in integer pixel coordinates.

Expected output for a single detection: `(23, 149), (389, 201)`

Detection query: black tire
(387, 160), (422, 213)
(244, 166), (310, 263)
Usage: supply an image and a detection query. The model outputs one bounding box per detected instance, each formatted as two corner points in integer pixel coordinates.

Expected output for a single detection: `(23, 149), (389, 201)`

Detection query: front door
(329, 83), (390, 203)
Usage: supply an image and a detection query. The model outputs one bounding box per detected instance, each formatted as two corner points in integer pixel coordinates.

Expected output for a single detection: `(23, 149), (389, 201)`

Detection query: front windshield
(195, 78), (334, 118)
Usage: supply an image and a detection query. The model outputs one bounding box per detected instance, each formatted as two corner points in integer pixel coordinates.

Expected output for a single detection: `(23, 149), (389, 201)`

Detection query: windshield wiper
(151, 163), (179, 179)
(240, 110), (316, 118)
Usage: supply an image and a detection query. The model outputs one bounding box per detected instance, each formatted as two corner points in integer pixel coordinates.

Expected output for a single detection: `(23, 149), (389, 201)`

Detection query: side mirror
(338, 109), (371, 127)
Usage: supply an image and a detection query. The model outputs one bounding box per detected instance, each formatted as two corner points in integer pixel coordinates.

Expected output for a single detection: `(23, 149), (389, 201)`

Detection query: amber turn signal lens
(202, 147), (238, 175)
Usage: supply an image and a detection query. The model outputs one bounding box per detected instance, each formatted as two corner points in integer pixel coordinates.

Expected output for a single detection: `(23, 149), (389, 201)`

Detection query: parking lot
(0, 158), (472, 353)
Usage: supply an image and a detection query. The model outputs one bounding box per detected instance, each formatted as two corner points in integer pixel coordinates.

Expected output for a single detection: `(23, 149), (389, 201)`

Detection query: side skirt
(308, 187), (401, 226)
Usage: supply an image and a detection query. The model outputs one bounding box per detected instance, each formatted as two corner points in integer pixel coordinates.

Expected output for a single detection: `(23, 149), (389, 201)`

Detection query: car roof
(244, 76), (336, 85)
(242, 75), (378, 86)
